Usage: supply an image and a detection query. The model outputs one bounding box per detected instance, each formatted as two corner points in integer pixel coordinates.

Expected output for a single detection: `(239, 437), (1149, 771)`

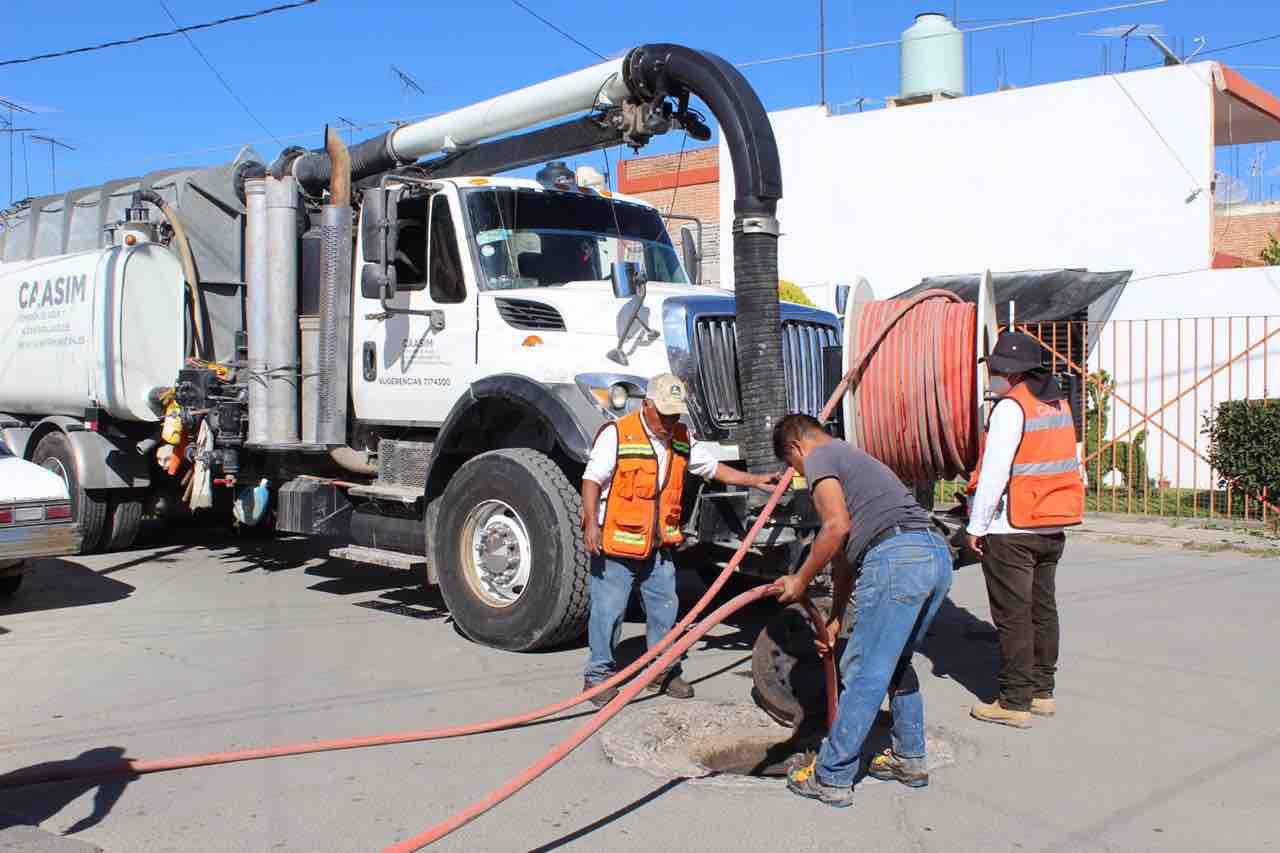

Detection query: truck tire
(102, 495), (144, 552)
(30, 432), (108, 554)
(432, 448), (589, 651)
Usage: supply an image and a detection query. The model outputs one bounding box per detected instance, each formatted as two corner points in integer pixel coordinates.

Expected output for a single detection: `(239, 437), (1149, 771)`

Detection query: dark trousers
(980, 532), (1066, 711)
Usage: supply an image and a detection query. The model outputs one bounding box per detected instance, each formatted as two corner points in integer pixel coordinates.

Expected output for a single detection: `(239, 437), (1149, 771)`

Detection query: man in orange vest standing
(581, 373), (778, 706)
(966, 331), (1085, 728)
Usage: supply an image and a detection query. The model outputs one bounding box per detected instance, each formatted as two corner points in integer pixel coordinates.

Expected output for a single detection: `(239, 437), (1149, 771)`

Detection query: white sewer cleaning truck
(0, 44), (842, 651)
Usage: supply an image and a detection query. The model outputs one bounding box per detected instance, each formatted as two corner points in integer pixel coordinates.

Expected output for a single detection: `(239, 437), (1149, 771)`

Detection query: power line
(737, 0), (1167, 68)
(158, 1), (280, 145)
(509, 0), (605, 61)
(0, 0), (318, 68)
(1109, 75), (1200, 191)
(1198, 32), (1280, 58)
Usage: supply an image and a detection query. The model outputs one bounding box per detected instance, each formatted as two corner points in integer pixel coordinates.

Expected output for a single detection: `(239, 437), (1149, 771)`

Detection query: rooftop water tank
(900, 12), (965, 100)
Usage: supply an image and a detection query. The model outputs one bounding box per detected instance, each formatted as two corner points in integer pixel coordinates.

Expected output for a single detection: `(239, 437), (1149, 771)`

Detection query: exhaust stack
(244, 178), (270, 447)
(264, 176), (301, 445)
(315, 128), (353, 447)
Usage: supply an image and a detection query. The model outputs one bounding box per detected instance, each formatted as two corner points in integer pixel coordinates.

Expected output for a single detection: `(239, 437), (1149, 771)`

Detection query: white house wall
(720, 63), (1219, 297)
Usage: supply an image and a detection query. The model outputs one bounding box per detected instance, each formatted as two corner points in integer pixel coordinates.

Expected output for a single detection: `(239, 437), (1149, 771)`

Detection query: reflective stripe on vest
(1011, 458), (1081, 475)
(599, 411), (690, 559)
(1023, 413), (1075, 433)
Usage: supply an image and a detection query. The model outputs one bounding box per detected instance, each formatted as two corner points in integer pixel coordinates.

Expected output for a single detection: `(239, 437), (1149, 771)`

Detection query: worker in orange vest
(581, 374), (778, 706)
(966, 331), (1084, 728)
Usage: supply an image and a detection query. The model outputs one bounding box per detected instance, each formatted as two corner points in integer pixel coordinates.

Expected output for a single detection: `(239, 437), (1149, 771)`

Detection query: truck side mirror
(360, 263), (398, 301)
(610, 261), (645, 300)
(835, 284), (850, 316)
(360, 188), (400, 265)
(680, 226), (701, 285)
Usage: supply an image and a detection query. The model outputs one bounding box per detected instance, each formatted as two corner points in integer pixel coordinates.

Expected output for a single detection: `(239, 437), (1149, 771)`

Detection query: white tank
(0, 243), (185, 422)
(900, 12), (965, 99)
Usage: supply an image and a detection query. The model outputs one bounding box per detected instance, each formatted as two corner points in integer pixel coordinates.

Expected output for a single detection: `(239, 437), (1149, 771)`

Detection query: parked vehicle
(0, 439), (80, 597)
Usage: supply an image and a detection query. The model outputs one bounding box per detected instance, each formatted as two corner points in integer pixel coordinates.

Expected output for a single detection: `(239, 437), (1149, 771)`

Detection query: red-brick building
(1213, 202), (1280, 267)
(617, 146), (721, 283)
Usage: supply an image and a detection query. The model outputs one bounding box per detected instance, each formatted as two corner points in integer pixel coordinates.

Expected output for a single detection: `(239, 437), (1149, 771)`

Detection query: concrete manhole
(601, 700), (966, 791)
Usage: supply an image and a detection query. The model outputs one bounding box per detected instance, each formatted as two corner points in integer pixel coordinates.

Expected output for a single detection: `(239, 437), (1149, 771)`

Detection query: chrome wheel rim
(460, 499), (532, 608)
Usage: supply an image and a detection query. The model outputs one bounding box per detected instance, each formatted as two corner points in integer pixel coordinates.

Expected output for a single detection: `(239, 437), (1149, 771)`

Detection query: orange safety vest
(967, 381), (1084, 529)
(600, 411), (690, 559)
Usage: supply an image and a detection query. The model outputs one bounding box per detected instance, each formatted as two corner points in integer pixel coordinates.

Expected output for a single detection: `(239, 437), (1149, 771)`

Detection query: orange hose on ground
(382, 587), (833, 853)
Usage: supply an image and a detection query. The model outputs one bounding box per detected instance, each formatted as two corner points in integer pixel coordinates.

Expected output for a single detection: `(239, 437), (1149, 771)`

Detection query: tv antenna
(391, 64), (428, 115)
(1212, 170), (1249, 205)
(336, 115), (358, 146)
(1084, 24), (1164, 72)
(833, 96), (883, 114)
(1, 97), (34, 205)
(30, 134), (75, 194)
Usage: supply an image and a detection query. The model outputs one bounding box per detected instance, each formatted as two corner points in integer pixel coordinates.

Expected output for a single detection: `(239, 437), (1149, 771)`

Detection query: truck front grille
(692, 317), (839, 429)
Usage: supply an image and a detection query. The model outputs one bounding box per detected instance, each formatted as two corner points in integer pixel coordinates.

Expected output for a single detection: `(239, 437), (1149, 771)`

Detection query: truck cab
(338, 171), (839, 650)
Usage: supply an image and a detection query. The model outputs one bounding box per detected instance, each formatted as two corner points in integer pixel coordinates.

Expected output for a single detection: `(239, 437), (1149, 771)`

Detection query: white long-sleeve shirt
(967, 398), (1067, 537)
(583, 418), (719, 524)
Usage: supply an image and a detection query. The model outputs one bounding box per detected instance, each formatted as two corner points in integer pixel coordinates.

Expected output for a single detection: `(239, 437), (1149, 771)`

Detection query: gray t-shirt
(803, 439), (933, 564)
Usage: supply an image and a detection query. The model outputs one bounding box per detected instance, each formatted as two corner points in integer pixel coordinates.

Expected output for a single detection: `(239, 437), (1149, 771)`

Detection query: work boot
(866, 749), (929, 788)
(584, 678), (619, 709)
(643, 668), (695, 699)
(970, 699), (1032, 729)
(786, 756), (853, 808)
(1031, 697), (1057, 717)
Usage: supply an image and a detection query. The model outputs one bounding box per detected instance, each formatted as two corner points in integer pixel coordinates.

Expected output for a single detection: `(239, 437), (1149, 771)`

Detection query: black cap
(980, 331), (1043, 375)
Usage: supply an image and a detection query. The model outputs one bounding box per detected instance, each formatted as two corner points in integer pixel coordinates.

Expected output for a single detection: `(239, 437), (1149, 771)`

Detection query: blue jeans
(584, 551), (680, 683)
(817, 529), (953, 788)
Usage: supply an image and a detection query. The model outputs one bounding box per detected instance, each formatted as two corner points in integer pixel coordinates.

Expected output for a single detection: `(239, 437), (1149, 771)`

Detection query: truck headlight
(576, 374), (646, 416)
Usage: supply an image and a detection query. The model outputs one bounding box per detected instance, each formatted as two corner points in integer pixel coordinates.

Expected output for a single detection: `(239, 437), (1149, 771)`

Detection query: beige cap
(646, 373), (690, 415)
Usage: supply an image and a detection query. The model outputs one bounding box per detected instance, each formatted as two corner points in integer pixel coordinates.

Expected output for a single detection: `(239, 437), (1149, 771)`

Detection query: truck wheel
(102, 496), (144, 552)
(432, 448), (589, 651)
(30, 432), (108, 554)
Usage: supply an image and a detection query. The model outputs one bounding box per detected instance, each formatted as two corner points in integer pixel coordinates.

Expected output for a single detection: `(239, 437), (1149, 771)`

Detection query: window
(391, 195), (428, 291)
(463, 187), (687, 291)
(428, 194), (466, 304)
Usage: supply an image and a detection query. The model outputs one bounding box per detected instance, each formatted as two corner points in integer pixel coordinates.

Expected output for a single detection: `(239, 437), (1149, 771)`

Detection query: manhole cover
(601, 700), (965, 791)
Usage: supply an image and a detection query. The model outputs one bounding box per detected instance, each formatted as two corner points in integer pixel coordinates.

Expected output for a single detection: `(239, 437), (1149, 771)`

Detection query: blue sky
(2, 0), (1278, 204)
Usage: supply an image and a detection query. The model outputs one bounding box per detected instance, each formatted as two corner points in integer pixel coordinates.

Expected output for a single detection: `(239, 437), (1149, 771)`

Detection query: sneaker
(643, 669), (695, 699)
(1030, 697), (1056, 717)
(786, 756), (853, 808)
(584, 678), (619, 709)
(867, 749), (929, 788)
(970, 699), (1032, 729)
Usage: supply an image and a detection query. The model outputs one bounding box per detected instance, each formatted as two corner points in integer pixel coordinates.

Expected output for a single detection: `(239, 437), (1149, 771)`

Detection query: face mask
(988, 376), (1012, 397)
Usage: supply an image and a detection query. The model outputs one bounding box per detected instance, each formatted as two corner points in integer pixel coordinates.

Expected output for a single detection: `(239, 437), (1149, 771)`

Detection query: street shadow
(526, 778), (686, 851)
(916, 596), (1001, 702)
(0, 559), (134, 617)
(94, 544), (191, 577)
(0, 747), (136, 836)
(206, 534), (339, 575)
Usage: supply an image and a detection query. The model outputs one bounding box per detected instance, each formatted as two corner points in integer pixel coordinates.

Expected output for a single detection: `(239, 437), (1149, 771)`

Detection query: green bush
(1085, 370), (1147, 487)
(1204, 399), (1280, 503)
(1262, 232), (1280, 267)
(779, 280), (815, 306)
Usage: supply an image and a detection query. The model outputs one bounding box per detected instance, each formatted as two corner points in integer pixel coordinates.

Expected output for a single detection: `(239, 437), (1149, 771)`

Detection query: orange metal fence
(941, 315), (1279, 524)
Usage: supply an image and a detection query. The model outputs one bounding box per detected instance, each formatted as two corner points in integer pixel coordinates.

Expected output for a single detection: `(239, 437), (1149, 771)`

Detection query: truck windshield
(463, 187), (688, 290)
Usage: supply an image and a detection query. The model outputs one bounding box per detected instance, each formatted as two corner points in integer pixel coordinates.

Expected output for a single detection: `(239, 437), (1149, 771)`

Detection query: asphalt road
(1, 528), (1275, 852)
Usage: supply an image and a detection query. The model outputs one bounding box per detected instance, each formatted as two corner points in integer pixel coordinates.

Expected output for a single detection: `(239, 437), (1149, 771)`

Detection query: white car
(0, 439), (81, 597)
